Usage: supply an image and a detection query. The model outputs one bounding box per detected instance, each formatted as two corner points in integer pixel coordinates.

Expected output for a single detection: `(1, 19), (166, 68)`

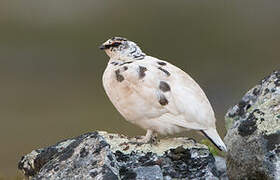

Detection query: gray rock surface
(18, 131), (226, 180)
(214, 156), (228, 180)
(225, 70), (280, 180)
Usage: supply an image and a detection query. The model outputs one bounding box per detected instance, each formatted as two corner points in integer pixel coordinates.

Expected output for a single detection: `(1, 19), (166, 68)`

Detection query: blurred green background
(0, 0), (279, 178)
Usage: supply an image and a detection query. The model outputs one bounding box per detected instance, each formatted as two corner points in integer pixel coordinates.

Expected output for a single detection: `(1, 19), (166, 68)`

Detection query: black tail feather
(200, 130), (223, 151)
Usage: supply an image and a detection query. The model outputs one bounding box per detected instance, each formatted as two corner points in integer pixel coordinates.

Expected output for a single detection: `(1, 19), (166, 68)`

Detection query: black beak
(99, 45), (106, 50)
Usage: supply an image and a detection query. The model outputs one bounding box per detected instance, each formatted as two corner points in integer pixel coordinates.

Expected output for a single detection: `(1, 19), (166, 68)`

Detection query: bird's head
(100, 37), (145, 60)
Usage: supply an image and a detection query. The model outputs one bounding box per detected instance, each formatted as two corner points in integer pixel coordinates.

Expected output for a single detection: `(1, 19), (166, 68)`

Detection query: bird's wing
(118, 56), (216, 130)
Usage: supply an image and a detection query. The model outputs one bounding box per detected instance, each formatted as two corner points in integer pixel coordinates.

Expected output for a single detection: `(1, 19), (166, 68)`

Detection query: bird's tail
(201, 128), (227, 152)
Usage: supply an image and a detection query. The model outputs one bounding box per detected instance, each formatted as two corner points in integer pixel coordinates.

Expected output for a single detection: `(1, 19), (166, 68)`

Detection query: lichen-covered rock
(18, 131), (225, 180)
(18, 132), (119, 179)
(225, 70), (280, 180)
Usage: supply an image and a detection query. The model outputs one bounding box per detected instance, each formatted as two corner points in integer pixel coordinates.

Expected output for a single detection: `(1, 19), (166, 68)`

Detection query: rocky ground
(18, 131), (226, 180)
(18, 70), (280, 180)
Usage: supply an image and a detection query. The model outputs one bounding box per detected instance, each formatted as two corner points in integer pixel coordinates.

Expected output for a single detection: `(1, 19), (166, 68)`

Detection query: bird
(100, 37), (227, 152)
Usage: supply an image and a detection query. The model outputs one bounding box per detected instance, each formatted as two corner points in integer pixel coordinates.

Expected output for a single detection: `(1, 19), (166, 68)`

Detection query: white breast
(102, 62), (160, 123)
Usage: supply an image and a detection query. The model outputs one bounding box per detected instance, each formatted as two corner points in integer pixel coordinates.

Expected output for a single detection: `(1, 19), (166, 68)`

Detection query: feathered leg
(129, 129), (158, 145)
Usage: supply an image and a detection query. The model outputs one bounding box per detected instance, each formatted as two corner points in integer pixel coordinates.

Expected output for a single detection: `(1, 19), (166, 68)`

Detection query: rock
(18, 132), (119, 180)
(214, 156), (228, 180)
(225, 70), (280, 180)
(18, 131), (225, 180)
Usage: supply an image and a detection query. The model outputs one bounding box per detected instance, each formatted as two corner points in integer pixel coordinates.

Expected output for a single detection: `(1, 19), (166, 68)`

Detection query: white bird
(100, 37), (227, 152)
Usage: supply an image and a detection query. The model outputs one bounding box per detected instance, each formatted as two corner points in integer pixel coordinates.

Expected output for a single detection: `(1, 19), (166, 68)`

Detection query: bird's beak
(99, 44), (106, 50)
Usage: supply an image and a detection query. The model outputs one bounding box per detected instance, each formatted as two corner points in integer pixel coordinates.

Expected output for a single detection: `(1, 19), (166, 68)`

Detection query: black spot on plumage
(123, 66), (128, 71)
(157, 61), (166, 66)
(159, 94), (168, 106)
(159, 81), (171, 92)
(119, 61), (133, 66)
(139, 66), (147, 79)
(115, 69), (124, 82)
(133, 54), (145, 60)
(110, 62), (119, 66)
(158, 67), (170, 76)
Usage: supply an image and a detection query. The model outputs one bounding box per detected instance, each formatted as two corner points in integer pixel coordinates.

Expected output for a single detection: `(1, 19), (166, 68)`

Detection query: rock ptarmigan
(100, 37), (227, 152)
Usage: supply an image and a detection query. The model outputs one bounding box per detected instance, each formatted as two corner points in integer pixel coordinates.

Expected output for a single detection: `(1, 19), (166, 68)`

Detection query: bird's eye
(111, 42), (122, 47)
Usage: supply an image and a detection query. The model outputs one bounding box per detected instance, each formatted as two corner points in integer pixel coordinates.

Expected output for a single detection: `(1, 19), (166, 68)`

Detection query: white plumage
(100, 37), (227, 152)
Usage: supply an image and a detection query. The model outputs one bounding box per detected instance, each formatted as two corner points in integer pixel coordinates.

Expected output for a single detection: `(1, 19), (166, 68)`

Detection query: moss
(200, 139), (221, 156)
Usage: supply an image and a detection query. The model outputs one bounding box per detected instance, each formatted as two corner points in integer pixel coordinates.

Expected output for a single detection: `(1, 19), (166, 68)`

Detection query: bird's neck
(126, 45), (146, 60)
(110, 45), (146, 62)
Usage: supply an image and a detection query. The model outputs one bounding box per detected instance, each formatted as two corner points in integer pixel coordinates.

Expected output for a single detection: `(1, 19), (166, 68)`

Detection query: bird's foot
(129, 136), (158, 146)
(128, 130), (158, 146)
(128, 136), (147, 146)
